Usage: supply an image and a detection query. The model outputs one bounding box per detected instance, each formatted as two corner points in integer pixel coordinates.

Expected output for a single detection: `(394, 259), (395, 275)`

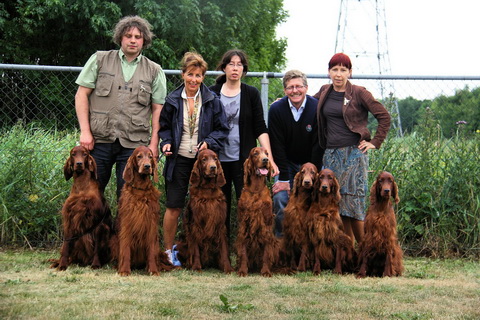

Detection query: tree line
(396, 87), (479, 138)
(0, 0), (287, 72)
(2, 0), (478, 137)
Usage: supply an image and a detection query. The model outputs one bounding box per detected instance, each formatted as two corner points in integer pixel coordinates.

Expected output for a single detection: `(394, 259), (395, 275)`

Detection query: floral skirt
(323, 145), (368, 220)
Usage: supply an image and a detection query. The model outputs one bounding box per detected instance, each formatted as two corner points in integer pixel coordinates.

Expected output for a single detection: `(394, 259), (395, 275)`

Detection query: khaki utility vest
(89, 50), (160, 148)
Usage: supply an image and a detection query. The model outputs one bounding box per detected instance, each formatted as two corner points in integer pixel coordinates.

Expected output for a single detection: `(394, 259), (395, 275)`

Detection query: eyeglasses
(285, 85), (306, 92)
(227, 63), (243, 68)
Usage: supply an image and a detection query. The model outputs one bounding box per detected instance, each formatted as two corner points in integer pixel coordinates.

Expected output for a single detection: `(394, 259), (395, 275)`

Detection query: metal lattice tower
(335, 0), (403, 136)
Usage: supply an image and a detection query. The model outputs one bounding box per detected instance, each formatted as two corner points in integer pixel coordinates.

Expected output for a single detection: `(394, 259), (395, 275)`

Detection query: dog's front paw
(223, 266), (234, 274)
(313, 263), (321, 276)
(260, 267), (272, 277)
(192, 264), (202, 272)
(57, 265), (68, 271)
(237, 269), (248, 277)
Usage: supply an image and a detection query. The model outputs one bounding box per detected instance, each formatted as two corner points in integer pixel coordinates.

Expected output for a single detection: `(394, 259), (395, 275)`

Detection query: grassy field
(0, 250), (479, 319)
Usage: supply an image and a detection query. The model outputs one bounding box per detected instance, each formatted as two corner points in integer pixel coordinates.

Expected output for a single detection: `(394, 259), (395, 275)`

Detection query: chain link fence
(2, 64), (480, 131)
(1, 64), (480, 248)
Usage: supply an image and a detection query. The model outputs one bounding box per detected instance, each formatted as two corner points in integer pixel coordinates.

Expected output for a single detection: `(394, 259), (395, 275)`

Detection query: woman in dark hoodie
(159, 52), (228, 263)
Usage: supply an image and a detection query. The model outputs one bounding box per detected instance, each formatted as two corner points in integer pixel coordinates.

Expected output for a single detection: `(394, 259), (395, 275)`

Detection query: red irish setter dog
(235, 147), (278, 277)
(115, 146), (172, 276)
(180, 149), (233, 273)
(50, 146), (112, 271)
(282, 162), (318, 271)
(357, 171), (404, 278)
(304, 168), (357, 275)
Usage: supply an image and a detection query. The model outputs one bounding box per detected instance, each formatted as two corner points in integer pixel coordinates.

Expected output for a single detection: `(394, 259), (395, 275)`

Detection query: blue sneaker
(171, 244), (182, 267)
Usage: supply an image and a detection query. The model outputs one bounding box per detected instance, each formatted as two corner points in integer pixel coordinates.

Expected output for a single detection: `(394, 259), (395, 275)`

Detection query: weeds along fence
(1, 64), (480, 257)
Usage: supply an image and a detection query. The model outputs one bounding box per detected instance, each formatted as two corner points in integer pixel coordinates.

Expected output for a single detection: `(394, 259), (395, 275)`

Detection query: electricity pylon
(335, 0), (403, 136)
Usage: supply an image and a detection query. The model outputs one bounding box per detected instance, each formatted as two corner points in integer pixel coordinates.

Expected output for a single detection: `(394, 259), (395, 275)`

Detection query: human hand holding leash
(162, 144), (172, 156)
(196, 141), (207, 152)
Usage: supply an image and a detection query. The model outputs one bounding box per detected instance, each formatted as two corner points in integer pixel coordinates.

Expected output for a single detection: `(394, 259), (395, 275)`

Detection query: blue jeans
(90, 140), (134, 201)
(273, 161), (301, 237)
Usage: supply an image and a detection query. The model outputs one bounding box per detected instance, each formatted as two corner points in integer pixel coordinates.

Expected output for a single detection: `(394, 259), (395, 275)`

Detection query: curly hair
(112, 16), (154, 49)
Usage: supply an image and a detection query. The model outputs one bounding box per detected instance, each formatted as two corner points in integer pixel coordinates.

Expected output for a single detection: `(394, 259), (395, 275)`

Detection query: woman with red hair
(314, 53), (391, 246)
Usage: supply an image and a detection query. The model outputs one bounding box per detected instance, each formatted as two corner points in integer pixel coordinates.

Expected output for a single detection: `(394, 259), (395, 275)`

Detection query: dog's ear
(392, 179), (400, 204)
(243, 157), (252, 186)
(332, 176), (341, 203)
(63, 154), (74, 181)
(215, 158), (226, 187)
(292, 171), (302, 196)
(190, 158), (201, 186)
(87, 154), (98, 180)
(370, 178), (379, 205)
(311, 174), (321, 202)
(267, 160), (273, 181)
(123, 154), (135, 183)
(152, 157), (159, 183)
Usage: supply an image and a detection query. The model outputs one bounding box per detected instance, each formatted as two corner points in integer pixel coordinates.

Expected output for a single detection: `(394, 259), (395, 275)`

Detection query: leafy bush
(1, 117), (479, 258)
(0, 123), (167, 247)
(0, 123), (74, 247)
(370, 108), (480, 257)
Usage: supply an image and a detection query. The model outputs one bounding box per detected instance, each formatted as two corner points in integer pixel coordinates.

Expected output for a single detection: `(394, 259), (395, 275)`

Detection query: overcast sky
(276, 0), (480, 77)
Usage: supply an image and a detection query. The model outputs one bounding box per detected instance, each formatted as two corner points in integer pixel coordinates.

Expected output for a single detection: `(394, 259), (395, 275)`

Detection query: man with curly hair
(75, 16), (166, 200)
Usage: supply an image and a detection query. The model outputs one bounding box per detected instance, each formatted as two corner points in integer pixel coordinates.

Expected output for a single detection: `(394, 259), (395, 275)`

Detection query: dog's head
(292, 162), (318, 196)
(313, 168), (341, 202)
(63, 146), (96, 181)
(123, 146), (158, 183)
(371, 171), (399, 204)
(243, 147), (272, 186)
(190, 149), (225, 187)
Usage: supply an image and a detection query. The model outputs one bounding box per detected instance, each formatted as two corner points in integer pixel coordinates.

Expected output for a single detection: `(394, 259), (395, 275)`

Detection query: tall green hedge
(1, 118), (479, 257)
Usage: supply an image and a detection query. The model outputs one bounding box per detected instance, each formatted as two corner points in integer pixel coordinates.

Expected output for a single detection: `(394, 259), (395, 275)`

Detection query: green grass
(1, 249), (479, 319)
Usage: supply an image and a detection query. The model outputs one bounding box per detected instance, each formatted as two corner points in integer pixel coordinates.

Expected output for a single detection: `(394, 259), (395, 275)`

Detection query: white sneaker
(165, 249), (173, 264)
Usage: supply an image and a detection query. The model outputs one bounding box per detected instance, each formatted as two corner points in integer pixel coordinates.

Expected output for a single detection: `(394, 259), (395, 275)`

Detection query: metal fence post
(261, 71), (269, 124)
